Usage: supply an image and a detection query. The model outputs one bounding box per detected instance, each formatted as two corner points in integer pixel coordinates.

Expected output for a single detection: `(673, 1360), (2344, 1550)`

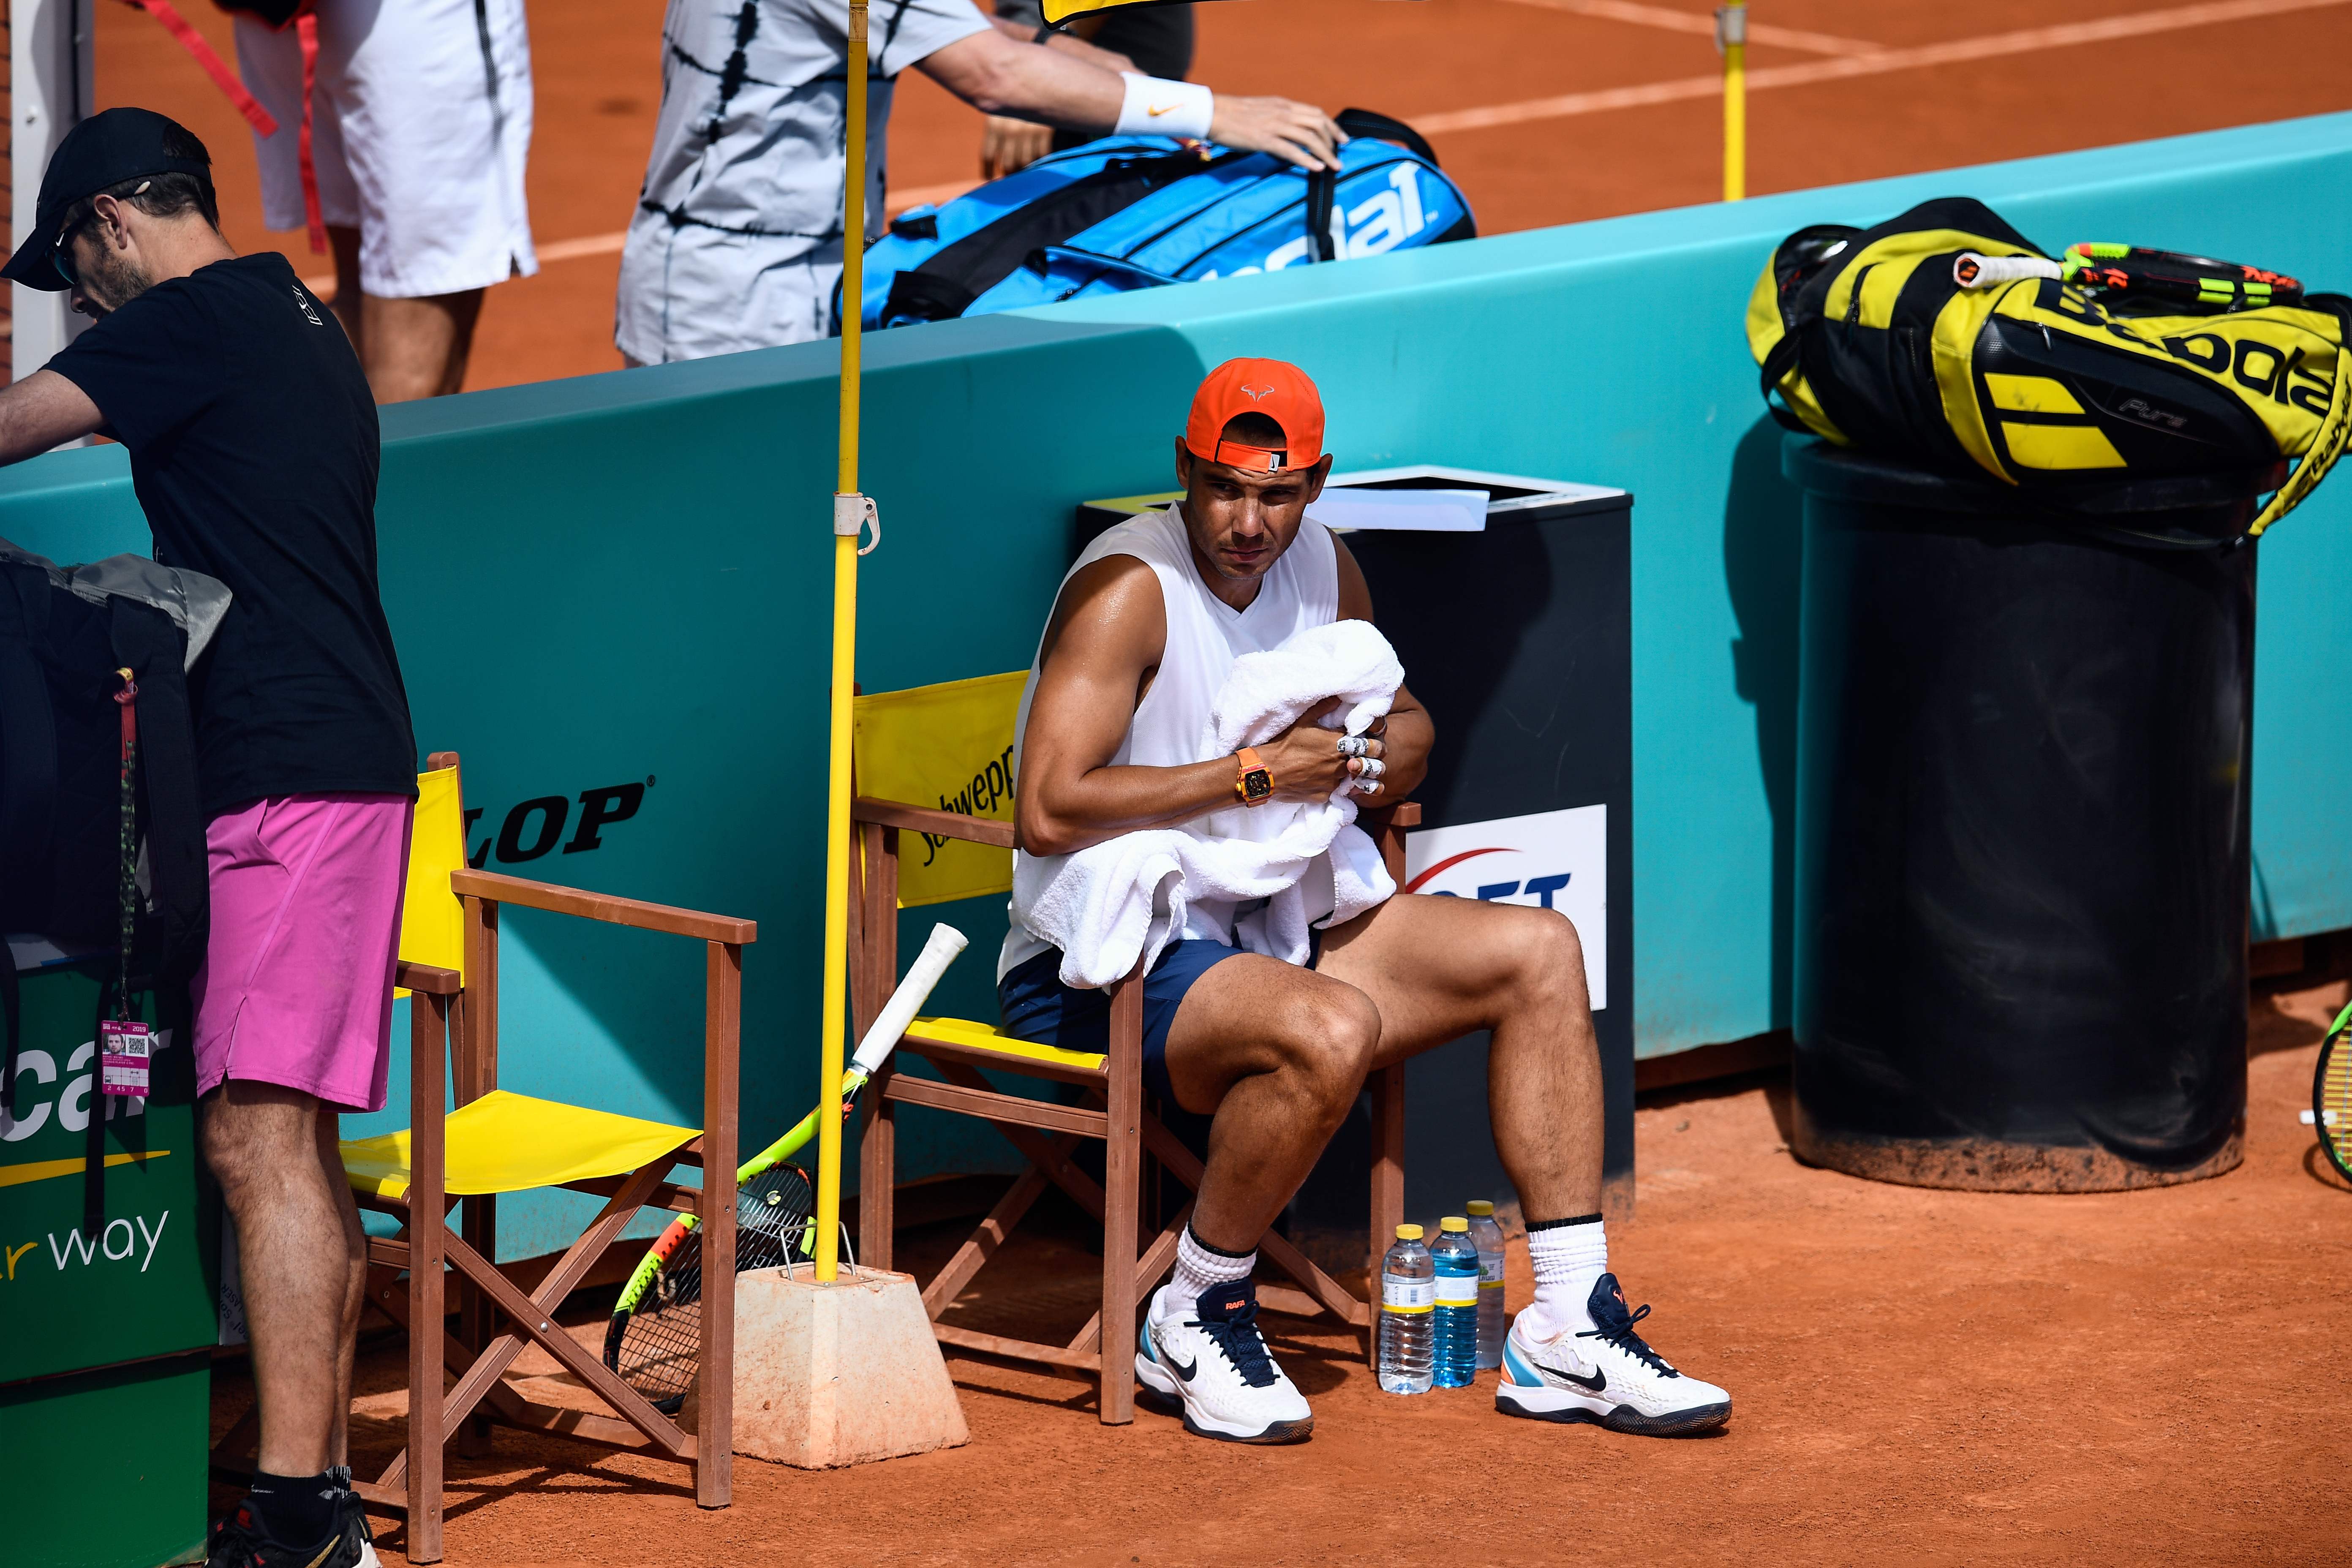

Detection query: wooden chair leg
(406, 989), (450, 1564)
(697, 939), (742, 1510)
(1100, 963), (1145, 1424)
(851, 817), (898, 1274)
(457, 1195), (495, 1453)
(860, 1079), (896, 1274)
(1368, 1063), (1407, 1363)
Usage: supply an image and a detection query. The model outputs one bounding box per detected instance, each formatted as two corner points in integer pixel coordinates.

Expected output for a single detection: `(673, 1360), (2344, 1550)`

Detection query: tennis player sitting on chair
(999, 359), (1731, 1444)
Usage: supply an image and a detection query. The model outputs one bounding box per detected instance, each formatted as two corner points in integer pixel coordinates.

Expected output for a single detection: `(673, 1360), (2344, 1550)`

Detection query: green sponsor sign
(2, 965), (218, 1386)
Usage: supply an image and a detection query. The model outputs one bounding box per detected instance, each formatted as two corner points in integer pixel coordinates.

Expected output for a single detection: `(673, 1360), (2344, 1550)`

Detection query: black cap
(3, 108), (212, 291)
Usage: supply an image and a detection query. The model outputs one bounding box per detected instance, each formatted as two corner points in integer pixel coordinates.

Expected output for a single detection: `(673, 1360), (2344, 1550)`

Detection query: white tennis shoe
(1496, 1273), (1731, 1436)
(1135, 1277), (1314, 1444)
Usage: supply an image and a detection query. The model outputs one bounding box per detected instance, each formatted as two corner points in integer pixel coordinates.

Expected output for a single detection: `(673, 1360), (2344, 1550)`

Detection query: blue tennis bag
(853, 108), (1473, 331)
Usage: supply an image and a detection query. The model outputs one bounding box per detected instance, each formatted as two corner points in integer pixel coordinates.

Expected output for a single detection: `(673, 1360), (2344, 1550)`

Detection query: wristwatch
(1234, 747), (1273, 807)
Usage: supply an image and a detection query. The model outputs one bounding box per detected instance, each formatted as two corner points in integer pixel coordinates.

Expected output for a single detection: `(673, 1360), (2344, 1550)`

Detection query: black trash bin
(1785, 438), (2279, 1192)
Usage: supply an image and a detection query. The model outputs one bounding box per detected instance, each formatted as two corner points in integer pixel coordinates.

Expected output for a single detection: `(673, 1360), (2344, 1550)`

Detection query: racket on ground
(603, 921), (969, 1411)
(2308, 998), (2352, 1185)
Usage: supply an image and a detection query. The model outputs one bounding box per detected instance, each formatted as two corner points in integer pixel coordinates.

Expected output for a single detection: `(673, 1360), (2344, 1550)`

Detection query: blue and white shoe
(1135, 1277), (1314, 1444)
(1497, 1273), (1731, 1436)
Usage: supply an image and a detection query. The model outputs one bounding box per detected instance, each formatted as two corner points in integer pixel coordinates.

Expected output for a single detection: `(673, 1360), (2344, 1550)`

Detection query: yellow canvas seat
(849, 675), (1419, 1421)
(340, 1090), (699, 1203)
(207, 752), (755, 1564)
(906, 1015), (1107, 1074)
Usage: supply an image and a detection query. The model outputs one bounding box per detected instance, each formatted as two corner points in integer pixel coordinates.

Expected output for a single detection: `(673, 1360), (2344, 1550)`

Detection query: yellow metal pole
(1720, 1), (1747, 201)
(815, 0), (870, 1284)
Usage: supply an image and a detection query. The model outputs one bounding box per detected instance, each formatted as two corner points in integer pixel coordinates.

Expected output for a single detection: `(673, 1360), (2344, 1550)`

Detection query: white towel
(1016, 620), (1405, 987)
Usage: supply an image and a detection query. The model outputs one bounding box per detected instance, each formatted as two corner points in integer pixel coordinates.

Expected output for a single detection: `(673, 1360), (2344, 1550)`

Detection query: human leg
(313, 1104), (366, 1465)
(201, 1082), (357, 1478)
(999, 942), (1377, 1443)
(329, 0), (534, 398)
(1317, 894), (1729, 1433)
(1315, 890), (1601, 1220)
(1159, 951), (1384, 1251)
(195, 795), (411, 1551)
(326, 226), (364, 351)
(358, 289), (484, 401)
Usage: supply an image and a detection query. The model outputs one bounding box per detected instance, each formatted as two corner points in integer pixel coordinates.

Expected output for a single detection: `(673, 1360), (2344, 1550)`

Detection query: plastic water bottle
(1466, 1200), (1507, 1371)
(1377, 1224), (1434, 1394)
(1432, 1216), (1481, 1387)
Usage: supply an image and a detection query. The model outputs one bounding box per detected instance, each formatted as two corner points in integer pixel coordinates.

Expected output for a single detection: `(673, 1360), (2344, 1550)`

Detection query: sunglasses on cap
(50, 210), (97, 289)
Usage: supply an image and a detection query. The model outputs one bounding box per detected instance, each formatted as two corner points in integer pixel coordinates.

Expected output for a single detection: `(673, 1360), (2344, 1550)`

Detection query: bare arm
(1334, 534), (1434, 802)
(986, 13), (1132, 72)
(0, 370), (106, 466)
(918, 29), (1344, 169)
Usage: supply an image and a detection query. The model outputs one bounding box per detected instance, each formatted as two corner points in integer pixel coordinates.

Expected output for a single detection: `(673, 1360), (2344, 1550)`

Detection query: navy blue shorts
(999, 938), (1250, 1107)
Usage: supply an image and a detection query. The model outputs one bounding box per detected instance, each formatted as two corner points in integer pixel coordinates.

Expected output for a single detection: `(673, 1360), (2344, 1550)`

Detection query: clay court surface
(84, 0), (2352, 391)
(206, 983), (2352, 1565)
(99, 2), (2352, 1559)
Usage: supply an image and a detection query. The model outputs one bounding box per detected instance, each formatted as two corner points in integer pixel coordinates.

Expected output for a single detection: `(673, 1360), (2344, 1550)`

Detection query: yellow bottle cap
(1395, 1223), (1424, 1241)
(1465, 1200), (1495, 1216)
(1440, 1215), (1470, 1232)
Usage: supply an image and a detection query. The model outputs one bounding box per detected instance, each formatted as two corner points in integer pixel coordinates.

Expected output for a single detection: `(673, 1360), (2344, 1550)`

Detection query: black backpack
(1, 540), (221, 1090)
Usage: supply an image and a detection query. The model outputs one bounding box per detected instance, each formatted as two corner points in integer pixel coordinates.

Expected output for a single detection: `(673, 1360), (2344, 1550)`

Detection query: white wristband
(1115, 73), (1214, 140)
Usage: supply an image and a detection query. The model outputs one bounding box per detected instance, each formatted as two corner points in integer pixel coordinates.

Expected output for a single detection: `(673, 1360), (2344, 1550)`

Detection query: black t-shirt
(50, 252), (415, 817)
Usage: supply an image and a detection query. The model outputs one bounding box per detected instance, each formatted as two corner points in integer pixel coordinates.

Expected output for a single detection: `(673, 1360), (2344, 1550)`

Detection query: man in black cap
(0, 109), (412, 1568)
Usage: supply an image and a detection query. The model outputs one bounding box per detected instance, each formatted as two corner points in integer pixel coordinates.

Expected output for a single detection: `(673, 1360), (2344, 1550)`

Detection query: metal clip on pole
(833, 492), (880, 555)
(1714, 1), (1747, 52)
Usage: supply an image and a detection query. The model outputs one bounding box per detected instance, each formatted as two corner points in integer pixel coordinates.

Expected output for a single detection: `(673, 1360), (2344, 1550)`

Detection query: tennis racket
(1950, 246), (2304, 314)
(2306, 998), (2352, 1185)
(602, 921), (969, 1410)
(2061, 244), (2303, 313)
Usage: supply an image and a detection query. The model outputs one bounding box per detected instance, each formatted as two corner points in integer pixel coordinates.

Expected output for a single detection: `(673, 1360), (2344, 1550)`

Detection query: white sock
(1519, 1214), (1607, 1339)
(1160, 1225), (1255, 1321)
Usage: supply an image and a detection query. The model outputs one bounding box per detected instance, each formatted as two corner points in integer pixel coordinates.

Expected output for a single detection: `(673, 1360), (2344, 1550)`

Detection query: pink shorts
(193, 793), (414, 1112)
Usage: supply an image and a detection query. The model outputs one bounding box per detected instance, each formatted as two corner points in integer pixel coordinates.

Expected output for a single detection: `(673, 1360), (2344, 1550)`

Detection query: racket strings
(2322, 1031), (2352, 1180)
(609, 1164), (816, 1408)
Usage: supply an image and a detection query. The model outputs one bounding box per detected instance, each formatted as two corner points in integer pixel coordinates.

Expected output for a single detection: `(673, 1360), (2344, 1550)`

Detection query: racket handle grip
(1953, 251), (2062, 289)
(850, 922), (969, 1077)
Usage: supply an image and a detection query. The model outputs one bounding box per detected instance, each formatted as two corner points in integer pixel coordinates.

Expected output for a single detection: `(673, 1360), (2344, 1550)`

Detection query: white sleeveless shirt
(1000, 504), (1341, 980)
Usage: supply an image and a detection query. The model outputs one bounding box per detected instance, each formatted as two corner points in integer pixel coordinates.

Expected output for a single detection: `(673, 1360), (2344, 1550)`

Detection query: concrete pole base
(731, 1264), (970, 1469)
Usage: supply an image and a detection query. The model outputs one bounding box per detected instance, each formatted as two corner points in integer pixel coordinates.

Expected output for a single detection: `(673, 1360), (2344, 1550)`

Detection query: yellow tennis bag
(1748, 196), (2352, 539)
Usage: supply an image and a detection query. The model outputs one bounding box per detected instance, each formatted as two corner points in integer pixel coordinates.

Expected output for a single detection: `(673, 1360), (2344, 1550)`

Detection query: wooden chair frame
(849, 793), (1418, 1423)
(214, 755), (754, 1565)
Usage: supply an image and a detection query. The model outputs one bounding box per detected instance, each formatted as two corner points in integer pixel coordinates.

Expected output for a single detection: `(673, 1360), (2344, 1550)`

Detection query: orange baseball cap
(1184, 358), (1326, 476)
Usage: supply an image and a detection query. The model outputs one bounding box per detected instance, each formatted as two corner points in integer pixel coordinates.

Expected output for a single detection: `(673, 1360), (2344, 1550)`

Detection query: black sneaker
(207, 1472), (374, 1568)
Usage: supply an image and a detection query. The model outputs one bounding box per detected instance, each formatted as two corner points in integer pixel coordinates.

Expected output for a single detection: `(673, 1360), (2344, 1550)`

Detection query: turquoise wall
(6, 112), (2347, 1256)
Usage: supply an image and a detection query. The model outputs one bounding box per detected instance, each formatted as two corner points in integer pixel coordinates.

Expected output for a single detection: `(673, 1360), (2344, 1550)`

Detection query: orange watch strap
(1236, 746), (1271, 805)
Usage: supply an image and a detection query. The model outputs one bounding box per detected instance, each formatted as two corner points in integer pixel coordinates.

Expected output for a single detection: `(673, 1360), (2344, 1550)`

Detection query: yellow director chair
(208, 754), (754, 1563)
(848, 676), (1418, 1424)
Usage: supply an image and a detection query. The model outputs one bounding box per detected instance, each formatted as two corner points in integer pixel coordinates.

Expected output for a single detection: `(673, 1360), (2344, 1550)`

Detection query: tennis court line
(304, 0), (2349, 290)
(1495, 0), (1878, 56)
(1419, 0), (2352, 134)
(299, 183), (984, 291)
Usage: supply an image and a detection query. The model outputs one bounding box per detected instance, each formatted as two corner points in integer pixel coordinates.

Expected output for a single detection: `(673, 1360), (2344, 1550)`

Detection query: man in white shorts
(615, 0), (1341, 363)
(236, 0), (536, 401)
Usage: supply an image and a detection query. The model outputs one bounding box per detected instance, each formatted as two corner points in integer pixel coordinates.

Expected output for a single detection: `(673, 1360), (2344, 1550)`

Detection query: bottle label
(1434, 1271), (1478, 1307)
(1480, 1257), (1505, 1287)
(1382, 1273), (1434, 1312)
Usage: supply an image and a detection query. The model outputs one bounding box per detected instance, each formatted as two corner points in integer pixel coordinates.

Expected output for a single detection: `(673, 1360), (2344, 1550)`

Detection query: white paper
(1307, 487), (1489, 533)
